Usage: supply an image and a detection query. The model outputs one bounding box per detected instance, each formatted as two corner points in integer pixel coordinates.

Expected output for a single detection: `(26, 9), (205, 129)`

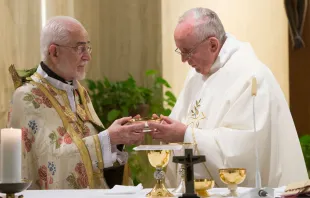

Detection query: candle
(0, 128), (22, 183)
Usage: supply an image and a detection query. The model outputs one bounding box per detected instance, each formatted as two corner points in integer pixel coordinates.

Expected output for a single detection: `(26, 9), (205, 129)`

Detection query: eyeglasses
(175, 36), (210, 59)
(54, 43), (92, 55)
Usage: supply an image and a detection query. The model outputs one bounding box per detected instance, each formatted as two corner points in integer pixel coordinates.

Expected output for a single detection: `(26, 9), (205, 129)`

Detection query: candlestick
(0, 128), (22, 183)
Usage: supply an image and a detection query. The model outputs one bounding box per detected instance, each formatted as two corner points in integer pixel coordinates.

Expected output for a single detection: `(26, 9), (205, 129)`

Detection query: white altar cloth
(0, 187), (286, 198)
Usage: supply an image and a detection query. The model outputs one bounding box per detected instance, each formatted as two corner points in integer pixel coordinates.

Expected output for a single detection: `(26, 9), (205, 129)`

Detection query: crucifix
(173, 148), (206, 198)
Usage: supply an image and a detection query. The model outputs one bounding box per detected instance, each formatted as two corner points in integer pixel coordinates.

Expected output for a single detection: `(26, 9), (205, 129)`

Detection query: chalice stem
(227, 184), (238, 197)
(146, 168), (174, 197)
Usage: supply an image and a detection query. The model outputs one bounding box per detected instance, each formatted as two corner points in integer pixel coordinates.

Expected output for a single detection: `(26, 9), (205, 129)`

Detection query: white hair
(178, 8), (226, 44)
(40, 16), (84, 61)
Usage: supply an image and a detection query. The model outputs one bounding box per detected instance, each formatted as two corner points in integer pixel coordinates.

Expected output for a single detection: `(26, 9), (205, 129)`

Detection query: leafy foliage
(85, 70), (176, 186)
(300, 135), (310, 176)
(85, 70), (176, 127)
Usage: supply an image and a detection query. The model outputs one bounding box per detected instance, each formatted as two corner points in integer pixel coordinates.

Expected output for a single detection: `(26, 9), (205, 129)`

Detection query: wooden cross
(173, 148), (206, 198)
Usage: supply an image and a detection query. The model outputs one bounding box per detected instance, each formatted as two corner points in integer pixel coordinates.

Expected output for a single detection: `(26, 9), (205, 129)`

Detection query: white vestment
(166, 34), (308, 188)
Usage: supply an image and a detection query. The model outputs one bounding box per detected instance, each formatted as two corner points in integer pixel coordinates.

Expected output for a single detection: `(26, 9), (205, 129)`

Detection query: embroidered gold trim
(34, 73), (84, 134)
(77, 82), (129, 185)
(76, 82), (103, 128)
(67, 125), (95, 188)
(77, 104), (88, 120)
(187, 99), (218, 187)
(30, 77), (96, 189)
(63, 106), (77, 122)
(122, 163), (129, 186)
(93, 135), (104, 170)
(60, 92), (72, 112)
(92, 135), (106, 188)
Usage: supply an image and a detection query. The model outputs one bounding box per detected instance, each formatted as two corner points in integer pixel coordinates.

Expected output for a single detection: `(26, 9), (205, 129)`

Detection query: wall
(0, 0), (41, 128)
(73, 0), (162, 83)
(289, 3), (310, 137)
(0, 0), (162, 127)
(44, 0), (162, 83)
(161, 0), (289, 101)
(0, 0), (290, 128)
(43, 0), (162, 83)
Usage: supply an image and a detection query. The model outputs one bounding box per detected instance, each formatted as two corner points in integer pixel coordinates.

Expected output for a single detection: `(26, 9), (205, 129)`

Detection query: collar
(209, 33), (242, 74)
(36, 65), (78, 91)
(40, 62), (74, 85)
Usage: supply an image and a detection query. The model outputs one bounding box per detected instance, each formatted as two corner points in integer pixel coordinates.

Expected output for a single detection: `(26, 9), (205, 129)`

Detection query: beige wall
(73, 0), (162, 83)
(0, 0), (41, 128)
(0, 0), (162, 127)
(45, 0), (74, 20)
(161, 0), (289, 101)
(0, 0), (289, 127)
(44, 0), (162, 83)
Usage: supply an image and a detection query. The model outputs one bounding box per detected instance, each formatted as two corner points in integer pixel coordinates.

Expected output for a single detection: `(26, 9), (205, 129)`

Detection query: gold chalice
(219, 168), (246, 197)
(147, 150), (174, 197)
(194, 179), (214, 197)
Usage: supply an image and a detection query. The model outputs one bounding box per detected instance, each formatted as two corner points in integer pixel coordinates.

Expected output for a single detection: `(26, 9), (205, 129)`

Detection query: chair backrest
(8, 64), (37, 90)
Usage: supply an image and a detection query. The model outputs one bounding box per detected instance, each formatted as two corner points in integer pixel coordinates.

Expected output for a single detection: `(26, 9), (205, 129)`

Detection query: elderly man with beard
(8, 16), (145, 190)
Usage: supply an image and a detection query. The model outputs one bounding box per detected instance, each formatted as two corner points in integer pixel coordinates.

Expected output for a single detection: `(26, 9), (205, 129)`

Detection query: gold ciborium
(146, 150), (174, 197)
(194, 179), (214, 197)
(126, 117), (162, 132)
(219, 168), (246, 197)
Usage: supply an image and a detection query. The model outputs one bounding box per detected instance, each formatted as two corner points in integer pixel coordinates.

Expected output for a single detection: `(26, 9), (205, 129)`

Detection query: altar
(0, 133), (300, 198)
(0, 187), (286, 198)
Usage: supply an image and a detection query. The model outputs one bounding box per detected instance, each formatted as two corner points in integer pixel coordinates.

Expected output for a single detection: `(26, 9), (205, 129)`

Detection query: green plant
(300, 135), (310, 176)
(86, 70), (176, 127)
(85, 70), (176, 186)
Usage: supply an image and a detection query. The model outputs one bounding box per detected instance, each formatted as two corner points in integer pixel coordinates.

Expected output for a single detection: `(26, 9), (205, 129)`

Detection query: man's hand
(108, 117), (145, 145)
(148, 115), (187, 143)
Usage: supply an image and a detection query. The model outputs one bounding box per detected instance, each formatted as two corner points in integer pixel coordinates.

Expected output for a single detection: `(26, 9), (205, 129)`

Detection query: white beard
(55, 61), (88, 81)
(76, 71), (86, 80)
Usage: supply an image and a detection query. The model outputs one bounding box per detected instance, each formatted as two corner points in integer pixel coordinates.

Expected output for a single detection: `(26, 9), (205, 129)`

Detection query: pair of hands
(148, 115), (187, 143)
(107, 115), (188, 145)
(108, 116), (145, 145)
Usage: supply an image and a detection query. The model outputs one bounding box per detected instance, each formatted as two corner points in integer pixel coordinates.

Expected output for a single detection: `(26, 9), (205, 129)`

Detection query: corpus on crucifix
(173, 148), (206, 198)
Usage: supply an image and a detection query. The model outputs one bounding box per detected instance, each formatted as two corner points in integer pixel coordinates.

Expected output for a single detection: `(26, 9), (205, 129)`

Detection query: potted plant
(85, 70), (176, 186)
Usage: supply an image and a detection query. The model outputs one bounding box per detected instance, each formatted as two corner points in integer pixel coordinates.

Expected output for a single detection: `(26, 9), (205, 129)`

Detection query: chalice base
(224, 184), (238, 197)
(146, 180), (174, 197)
(172, 179), (185, 194)
(225, 190), (238, 197)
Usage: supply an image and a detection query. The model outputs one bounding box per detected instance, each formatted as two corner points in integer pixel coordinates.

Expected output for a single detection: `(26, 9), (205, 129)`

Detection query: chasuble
(165, 34), (308, 188)
(7, 65), (125, 189)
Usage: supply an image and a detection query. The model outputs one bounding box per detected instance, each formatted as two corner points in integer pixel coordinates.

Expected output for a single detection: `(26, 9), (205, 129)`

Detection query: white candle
(0, 128), (22, 183)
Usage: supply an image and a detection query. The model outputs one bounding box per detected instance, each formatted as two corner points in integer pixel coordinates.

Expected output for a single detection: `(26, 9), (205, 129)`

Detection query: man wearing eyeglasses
(149, 8), (308, 188)
(8, 16), (145, 189)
